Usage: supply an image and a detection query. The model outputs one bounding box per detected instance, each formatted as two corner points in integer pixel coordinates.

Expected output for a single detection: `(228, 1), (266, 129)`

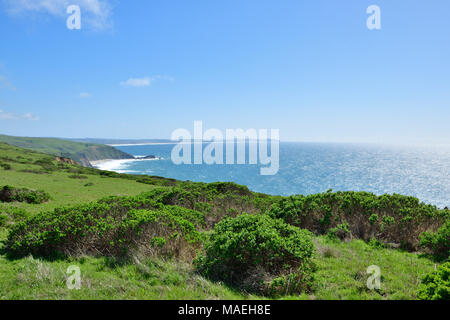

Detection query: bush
(327, 222), (351, 241)
(5, 194), (204, 260)
(140, 183), (277, 228)
(0, 207), (30, 226)
(195, 214), (316, 296)
(0, 185), (50, 204)
(420, 221), (450, 261)
(34, 158), (57, 172)
(0, 162), (12, 170)
(0, 213), (7, 227)
(417, 262), (450, 300)
(268, 191), (446, 250)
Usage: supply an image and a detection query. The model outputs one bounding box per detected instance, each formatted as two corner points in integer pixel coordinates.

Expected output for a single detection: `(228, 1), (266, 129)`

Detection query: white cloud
(0, 110), (39, 121)
(3, 0), (113, 30)
(0, 75), (16, 91)
(120, 75), (175, 88)
(22, 113), (40, 120)
(120, 77), (152, 87)
(79, 92), (91, 98)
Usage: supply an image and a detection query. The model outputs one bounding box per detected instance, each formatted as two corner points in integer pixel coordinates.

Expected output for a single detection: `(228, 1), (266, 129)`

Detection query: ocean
(94, 142), (450, 209)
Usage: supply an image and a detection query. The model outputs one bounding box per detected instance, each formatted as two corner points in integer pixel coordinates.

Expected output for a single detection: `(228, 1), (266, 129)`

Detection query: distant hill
(70, 138), (172, 145)
(0, 134), (133, 167)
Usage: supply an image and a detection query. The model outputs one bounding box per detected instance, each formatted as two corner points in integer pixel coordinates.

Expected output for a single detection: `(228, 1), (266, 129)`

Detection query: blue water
(107, 143), (450, 208)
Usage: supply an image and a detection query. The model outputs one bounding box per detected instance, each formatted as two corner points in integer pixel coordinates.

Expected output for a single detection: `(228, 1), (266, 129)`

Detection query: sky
(0, 0), (449, 145)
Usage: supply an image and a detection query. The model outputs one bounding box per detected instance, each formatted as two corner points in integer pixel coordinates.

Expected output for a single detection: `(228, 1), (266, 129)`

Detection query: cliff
(0, 134), (133, 167)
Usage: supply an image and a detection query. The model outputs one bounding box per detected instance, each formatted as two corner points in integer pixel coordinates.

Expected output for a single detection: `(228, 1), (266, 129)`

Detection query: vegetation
(0, 134), (133, 166)
(0, 162), (11, 170)
(420, 221), (450, 261)
(195, 214), (315, 296)
(0, 142), (156, 214)
(0, 234), (438, 300)
(0, 185), (50, 204)
(417, 262), (450, 300)
(135, 182), (278, 228)
(268, 192), (446, 250)
(310, 236), (437, 300)
(6, 197), (203, 260)
(0, 255), (247, 300)
(0, 141), (448, 300)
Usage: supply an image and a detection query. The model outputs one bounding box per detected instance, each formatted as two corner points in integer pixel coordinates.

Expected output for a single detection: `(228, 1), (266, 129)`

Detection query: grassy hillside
(0, 142), (448, 300)
(0, 143), (153, 214)
(70, 138), (173, 145)
(0, 135), (133, 166)
(0, 237), (437, 300)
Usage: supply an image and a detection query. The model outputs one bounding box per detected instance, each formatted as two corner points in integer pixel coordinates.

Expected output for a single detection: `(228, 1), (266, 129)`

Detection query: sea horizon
(92, 141), (450, 209)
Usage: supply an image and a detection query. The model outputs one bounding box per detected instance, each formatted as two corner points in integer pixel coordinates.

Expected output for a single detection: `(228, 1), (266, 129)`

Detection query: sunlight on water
(98, 143), (450, 208)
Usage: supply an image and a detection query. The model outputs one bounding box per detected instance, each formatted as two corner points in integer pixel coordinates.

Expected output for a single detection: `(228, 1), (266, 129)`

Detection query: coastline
(90, 157), (162, 172)
(90, 159), (135, 172)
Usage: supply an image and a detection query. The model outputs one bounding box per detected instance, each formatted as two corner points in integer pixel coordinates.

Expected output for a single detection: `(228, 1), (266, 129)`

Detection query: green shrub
(0, 162), (12, 170)
(327, 222), (351, 240)
(0, 185), (50, 204)
(34, 158), (57, 172)
(0, 213), (7, 227)
(269, 191), (445, 250)
(135, 175), (178, 187)
(66, 168), (85, 174)
(5, 194), (204, 260)
(417, 262), (450, 300)
(195, 214), (315, 296)
(139, 183), (277, 228)
(119, 209), (202, 259)
(368, 237), (386, 249)
(420, 221), (450, 261)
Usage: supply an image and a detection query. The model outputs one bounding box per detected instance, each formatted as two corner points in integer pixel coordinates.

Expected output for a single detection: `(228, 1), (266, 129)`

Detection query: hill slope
(0, 135), (133, 166)
(70, 138), (172, 145)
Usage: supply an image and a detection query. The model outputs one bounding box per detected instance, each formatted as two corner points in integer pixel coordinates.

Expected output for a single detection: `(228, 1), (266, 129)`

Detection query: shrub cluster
(143, 183), (278, 228)
(195, 214), (315, 296)
(33, 158), (57, 172)
(420, 220), (450, 261)
(0, 185), (50, 204)
(64, 166), (178, 187)
(6, 194), (204, 261)
(417, 262), (450, 300)
(0, 213), (7, 226)
(268, 191), (446, 250)
(0, 162), (12, 170)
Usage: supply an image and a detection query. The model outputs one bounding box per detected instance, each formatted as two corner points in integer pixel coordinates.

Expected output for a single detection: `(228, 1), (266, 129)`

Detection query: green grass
(0, 142), (156, 214)
(305, 236), (436, 300)
(0, 255), (248, 300)
(0, 169), (156, 214)
(0, 234), (436, 300)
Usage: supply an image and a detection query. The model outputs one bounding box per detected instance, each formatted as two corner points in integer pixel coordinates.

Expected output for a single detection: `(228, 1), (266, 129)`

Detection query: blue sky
(0, 0), (449, 145)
